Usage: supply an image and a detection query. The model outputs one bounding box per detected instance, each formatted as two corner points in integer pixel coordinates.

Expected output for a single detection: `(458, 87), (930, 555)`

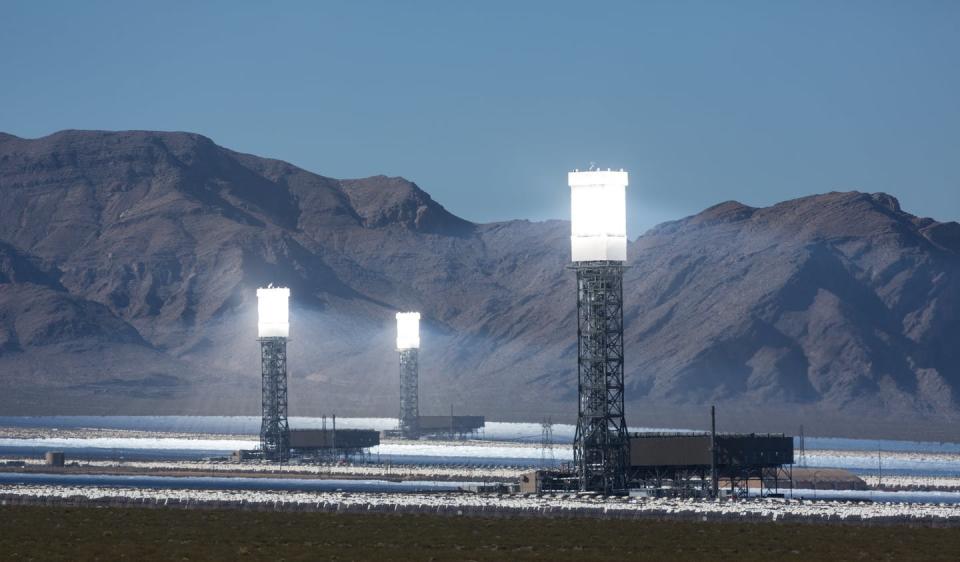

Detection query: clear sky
(2, 1), (958, 234)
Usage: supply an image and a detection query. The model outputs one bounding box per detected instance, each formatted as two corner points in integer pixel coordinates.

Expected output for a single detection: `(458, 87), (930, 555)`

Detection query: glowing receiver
(257, 286), (290, 338)
(396, 312), (421, 350)
(569, 170), (628, 262)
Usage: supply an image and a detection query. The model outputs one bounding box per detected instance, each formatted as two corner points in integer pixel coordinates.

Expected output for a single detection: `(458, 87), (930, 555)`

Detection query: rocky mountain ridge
(1, 130), (958, 439)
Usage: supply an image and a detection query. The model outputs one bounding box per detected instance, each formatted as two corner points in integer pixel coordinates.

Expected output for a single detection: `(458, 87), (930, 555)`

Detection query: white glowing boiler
(569, 169), (628, 263)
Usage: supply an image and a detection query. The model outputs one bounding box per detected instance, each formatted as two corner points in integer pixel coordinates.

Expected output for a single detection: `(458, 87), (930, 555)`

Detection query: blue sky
(2, 1), (958, 234)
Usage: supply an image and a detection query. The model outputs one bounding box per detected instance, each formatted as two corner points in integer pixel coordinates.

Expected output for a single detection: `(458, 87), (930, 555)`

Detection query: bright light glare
(569, 170), (628, 262)
(396, 312), (421, 349)
(257, 287), (290, 338)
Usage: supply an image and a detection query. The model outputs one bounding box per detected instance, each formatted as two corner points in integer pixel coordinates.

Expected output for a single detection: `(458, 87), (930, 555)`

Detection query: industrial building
(253, 286), (380, 463)
(289, 429), (380, 450)
(236, 425), (381, 464)
(393, 312), (487, 440)
(416, 415), (485, 439)
(44, 451), (65, 467)
(628, 432), (794, 496)
(289, 429), (380, 460)
(381, 415), (486, 440)
(524, 432), (794, 497)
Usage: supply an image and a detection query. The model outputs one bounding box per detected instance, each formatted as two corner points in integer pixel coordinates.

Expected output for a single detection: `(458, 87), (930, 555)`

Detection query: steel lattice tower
(573, 261), (628, 493)
(260, 336), (290, 461)
(399, 348), (420, 439)
(257, 286), (291, 462)
(540, 416), (555, 469)
(396, 312), (421, 440)
(568, 168), (630, 495)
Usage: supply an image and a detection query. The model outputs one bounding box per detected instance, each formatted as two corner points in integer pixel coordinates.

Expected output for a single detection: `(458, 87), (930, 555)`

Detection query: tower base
(260, 337), (290, 462)
(399, 348), (420, 439)
(573, 261), (629, 494)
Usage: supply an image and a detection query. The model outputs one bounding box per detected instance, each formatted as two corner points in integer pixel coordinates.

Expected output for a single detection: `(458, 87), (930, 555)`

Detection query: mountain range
(1, 130), (958, 440)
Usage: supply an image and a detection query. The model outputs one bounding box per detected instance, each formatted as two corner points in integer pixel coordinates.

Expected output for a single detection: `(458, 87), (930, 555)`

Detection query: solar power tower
(257, 286), (291, 462)
(396, 312), (421, 439)
(569, 169), (630, 494)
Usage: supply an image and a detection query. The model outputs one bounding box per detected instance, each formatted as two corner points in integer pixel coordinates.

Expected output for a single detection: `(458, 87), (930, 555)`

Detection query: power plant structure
(257, 286), (291, 462)
(416, 415), (485, 439)
(569, 169), (630, 495)
(234, 425), (381, 463)
(627, 431), (794, 496)
(236, 168), (793, 501)
(289, 422), (380, 461)
(396, 312), (421, 439)
(391, 311), (486, 440)
(247, 287), (382, 463)
(523, 424), (795, 497)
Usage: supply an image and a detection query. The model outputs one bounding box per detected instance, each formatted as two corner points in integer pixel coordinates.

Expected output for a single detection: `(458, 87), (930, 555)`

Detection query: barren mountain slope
(1, 130), (958, 438)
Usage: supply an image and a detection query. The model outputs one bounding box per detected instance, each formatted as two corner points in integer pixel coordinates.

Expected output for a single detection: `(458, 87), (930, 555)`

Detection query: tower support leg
(573, 261), (628, 494)
(260, 337), (290, 461)
(399, 348), (420, 439)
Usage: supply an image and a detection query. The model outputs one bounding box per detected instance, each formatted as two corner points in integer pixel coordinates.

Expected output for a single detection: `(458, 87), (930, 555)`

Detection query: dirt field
(3, 504), (960, 561)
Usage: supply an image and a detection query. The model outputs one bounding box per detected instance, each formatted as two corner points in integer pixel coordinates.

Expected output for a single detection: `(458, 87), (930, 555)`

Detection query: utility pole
(798, 425), (806, 467)
(878, 444), (883, 488)
(711, 405), (718, 499)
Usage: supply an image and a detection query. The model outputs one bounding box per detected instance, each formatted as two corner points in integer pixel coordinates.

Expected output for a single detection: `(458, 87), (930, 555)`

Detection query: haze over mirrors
(2, 130), (957, 443)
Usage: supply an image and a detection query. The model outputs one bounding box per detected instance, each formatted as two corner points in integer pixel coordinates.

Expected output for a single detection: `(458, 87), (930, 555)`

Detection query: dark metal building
(289, 429), (380, 449)
(531, 432), (794, 496)
(44, 451), (65, 467)
(289, 429), (380, 460)
(417, 415), (485, 439)
(628, 432), (794, 496)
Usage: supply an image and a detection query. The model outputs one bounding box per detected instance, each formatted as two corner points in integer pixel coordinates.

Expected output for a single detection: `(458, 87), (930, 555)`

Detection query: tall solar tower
(570, 168), (630, 494)
(257, 286), (291, 462)
(396, 312), (421, 439)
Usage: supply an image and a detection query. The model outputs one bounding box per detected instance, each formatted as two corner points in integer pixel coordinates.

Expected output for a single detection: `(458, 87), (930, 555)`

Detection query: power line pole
(711, 405), (718, 499)
(878, 444), (883, 488)
(798, 425), (806, 467)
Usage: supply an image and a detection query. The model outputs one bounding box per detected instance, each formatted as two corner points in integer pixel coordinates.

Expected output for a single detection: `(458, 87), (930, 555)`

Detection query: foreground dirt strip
(3, 503), (960, 561)
(3, 485), (960, 526)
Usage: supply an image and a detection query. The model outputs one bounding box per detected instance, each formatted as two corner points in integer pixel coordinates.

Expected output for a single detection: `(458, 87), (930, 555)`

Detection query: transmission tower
(540, 417), (555, 468)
